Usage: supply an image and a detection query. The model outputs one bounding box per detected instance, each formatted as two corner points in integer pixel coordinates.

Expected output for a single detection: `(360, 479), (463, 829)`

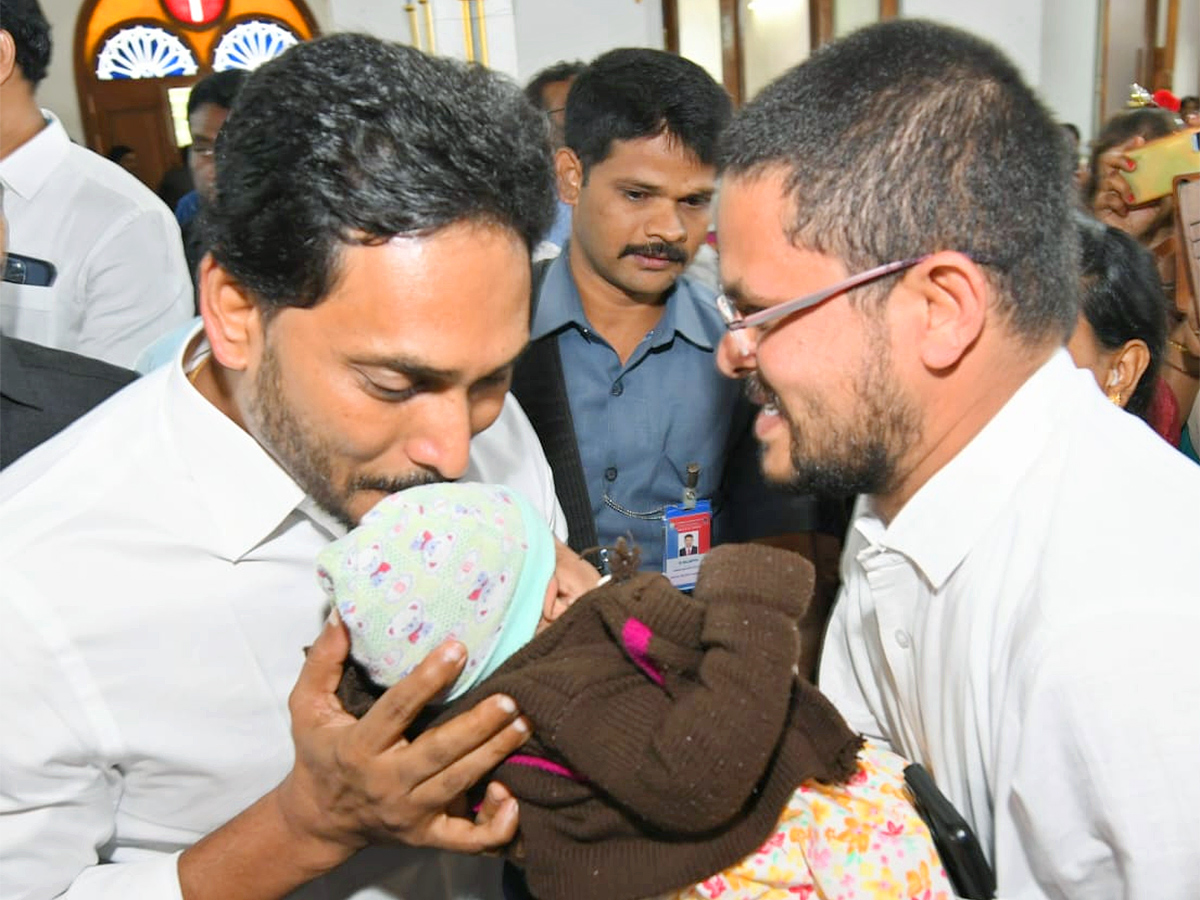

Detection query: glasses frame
(717, 255), (929, 354)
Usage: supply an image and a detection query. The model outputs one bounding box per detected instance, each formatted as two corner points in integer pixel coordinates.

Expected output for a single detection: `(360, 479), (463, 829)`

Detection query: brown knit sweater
(438, 543), (863, 900)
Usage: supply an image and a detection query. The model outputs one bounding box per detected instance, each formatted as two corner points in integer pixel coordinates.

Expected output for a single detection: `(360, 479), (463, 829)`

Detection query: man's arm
(75, 207), (194, 369)
(177, 615), (529, 900)
(0, 600), (528, 900)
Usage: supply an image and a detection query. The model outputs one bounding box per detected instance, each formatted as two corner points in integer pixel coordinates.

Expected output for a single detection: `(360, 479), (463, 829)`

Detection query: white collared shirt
(0, 329), (563, 900)
(819, 351), (1200, 898)
(0, 111), (193, 367)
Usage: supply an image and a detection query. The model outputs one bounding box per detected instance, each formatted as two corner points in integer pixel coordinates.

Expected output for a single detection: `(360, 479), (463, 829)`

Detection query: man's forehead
(598, 133), (715, 183)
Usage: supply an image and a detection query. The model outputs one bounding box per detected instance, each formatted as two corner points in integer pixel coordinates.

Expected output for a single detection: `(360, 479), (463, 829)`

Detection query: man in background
(717, 20), (1200, 896)
(0, 0), (192, 367)
(525, 59), (586, 256)
(513, 48), (842, 595)
(175, 68), (248, 284)
(0, 33), (575, 900)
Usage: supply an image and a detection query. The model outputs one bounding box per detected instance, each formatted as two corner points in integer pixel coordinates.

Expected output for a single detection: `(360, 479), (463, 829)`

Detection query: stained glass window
(95, 25), (199, 80)
(212, 20), (299, 71)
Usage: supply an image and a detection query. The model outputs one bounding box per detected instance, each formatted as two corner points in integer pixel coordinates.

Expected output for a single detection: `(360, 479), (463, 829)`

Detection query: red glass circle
(161, 0), (227, 26)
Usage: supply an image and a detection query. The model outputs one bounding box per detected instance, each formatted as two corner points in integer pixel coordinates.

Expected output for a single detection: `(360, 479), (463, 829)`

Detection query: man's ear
(0, 31), (17, 86)
(1107, 338), (1150, 404)
(555, 147), (584, 206)
(198, 253), (263, 372)
(907, 251), (990, 371)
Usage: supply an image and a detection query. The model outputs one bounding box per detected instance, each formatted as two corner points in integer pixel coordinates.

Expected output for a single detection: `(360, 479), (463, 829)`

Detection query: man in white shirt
(0, 0), (192, 367)
(0, 33), (583, 900)
(714, 20), (1200, 899)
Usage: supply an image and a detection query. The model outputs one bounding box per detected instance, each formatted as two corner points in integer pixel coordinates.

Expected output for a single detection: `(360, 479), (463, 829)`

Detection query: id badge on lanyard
(662, 462), (711, 591)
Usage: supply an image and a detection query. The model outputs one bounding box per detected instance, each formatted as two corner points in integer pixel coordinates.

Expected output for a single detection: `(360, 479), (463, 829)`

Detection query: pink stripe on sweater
(508, 754), (585, 781)
(621, 617), (664, 686)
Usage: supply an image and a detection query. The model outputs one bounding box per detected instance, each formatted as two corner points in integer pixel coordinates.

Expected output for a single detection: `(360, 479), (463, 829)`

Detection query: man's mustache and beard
(247, 341), (438, 530)
(618, 241), (689, 265)
(747, 325), (922, 498)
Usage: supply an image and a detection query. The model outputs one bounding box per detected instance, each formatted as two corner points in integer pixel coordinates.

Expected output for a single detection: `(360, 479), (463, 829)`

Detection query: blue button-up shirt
(532, 253), (747, 567)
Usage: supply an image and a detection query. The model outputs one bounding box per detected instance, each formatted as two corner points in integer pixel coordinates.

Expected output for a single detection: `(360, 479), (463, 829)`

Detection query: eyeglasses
(717, 255), (928, 356)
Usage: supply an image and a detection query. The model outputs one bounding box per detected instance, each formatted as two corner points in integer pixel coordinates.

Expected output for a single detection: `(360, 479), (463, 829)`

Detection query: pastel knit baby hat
(316, 482), (556, 701)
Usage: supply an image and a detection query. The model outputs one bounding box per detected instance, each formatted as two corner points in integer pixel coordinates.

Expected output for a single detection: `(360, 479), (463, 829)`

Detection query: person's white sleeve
(998, 614), (1200, 898)
(73, 206), (193, 369)
(816, 592), (894, 749)
(0, 579), (185, 900)
(463, 393), (567, 543)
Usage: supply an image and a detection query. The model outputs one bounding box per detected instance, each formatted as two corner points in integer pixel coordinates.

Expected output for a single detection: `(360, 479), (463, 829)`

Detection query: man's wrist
(177, 780), (356, 900)
(271, 773), (360, 874)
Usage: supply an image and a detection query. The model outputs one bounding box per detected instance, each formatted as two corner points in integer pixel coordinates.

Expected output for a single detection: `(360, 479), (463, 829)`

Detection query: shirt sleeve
(72, 205), (194, 369)
(0, 580), (185, 900)
(997, 613), (1200, 899)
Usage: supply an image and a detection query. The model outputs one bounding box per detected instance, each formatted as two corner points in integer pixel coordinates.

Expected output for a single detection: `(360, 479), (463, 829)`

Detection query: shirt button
(611, 381), (624, 397)
(604, 466), (618, 482)
(895, 630), (911, 649)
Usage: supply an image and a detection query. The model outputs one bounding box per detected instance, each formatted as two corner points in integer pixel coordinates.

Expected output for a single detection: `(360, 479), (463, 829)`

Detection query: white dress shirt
(819, 351), (1200, 899)
(0, 330), (564, 900)
(0, 111), (193, 367)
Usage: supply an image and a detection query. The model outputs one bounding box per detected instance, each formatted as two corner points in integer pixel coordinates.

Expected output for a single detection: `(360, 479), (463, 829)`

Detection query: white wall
(902, 0), (1045, 86)
(741, 0), (810, 100)
(35, 0), (91, 143)
(1175, 0), (1199, 98)
(677, 0), (724, 86)
(904, 0), (1103, 142)
(1039, 0), (1100, 143)
(511, 0), (662, 82)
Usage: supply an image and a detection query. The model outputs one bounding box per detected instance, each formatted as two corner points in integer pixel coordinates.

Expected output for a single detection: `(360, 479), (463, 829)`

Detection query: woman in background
(1068, 215), (1173, 438)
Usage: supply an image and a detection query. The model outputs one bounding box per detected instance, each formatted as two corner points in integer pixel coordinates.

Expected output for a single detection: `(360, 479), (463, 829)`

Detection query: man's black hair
(564, 48), (732, 173)
(1075, 213), (1168, 420)
(186, 69), (249, 117)
(524, 60), (587, 110)
(105, 145), (134, 163)
(721, 19), (1079, 343)
(0, 0), (51, 86)
(205, 34), (556, 312)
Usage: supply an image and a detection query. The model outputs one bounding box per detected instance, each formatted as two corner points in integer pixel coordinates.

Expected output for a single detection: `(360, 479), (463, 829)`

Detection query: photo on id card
(662, 500), (712, 590)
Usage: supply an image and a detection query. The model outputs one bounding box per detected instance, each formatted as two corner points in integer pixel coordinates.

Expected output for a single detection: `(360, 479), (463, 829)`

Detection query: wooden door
(82, 76), (195, 191)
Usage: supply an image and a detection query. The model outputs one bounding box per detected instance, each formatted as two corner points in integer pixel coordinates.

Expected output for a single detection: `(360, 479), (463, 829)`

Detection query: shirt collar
(165, 323), (344, 561)
(0, 111), (69, 201)
(531, 250), (720, 351)
(855, 349), (1076, 590)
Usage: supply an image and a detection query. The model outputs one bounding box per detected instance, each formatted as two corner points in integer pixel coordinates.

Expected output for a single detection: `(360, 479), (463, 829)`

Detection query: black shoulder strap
(511, 259), (599, 553)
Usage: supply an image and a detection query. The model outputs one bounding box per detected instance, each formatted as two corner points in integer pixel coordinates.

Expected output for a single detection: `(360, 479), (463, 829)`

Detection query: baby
(318, 482), (955, 900)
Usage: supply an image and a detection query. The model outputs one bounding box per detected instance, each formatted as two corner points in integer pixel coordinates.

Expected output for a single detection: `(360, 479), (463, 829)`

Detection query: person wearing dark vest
(511, 48), (846, 606)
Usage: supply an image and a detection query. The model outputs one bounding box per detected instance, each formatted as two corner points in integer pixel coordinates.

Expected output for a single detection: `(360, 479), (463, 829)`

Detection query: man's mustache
(351, 470), (440, 495)
(619, 242), (688, 264)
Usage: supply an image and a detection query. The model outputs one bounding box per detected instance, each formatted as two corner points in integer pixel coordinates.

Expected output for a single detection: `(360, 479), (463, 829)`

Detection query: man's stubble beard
(758, 323), (922, 498)
(247, 340), (437, 529)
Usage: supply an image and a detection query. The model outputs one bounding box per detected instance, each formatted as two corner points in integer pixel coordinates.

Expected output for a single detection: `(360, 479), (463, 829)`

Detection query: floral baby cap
(316, 482), (556, 700)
